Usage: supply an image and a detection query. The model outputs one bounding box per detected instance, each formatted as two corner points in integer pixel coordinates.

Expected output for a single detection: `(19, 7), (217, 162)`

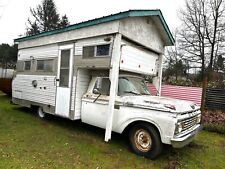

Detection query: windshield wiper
(123, 91), (141, 95)
(140, 93), (151, 95)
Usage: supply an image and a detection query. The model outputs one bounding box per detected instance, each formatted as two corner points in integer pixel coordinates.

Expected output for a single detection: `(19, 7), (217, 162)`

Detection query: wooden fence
(205, 88), (225, 110)
(0, 78), (12, 96)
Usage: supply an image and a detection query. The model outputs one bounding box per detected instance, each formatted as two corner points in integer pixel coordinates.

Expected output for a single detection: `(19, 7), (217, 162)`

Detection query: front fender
(116, 117), (163, 139)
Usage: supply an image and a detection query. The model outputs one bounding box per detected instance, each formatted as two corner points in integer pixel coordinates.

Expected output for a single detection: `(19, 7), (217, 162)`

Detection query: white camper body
(12, 10), (202, 159)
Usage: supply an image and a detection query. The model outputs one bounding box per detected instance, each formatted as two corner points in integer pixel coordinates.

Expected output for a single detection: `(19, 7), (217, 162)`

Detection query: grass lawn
(0, 92), (225, 169)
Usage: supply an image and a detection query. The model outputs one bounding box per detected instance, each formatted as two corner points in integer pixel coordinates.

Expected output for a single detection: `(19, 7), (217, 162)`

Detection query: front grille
(181, 115), (198, 132)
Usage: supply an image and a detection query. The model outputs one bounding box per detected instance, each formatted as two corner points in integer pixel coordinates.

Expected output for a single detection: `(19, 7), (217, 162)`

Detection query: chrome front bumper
(171, 124), (203, 148)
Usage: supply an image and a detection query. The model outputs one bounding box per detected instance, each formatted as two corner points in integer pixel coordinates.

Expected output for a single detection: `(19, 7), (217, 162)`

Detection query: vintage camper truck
(12, 10), (202, 159)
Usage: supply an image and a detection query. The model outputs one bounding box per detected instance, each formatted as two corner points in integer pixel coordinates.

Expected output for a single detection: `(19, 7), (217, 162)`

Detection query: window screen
(83, 44), (111, 58)
(83, 46), (95, 58)
(96, 44), (110, 56)
(24, 61), (31, 70)
(44, 60), (54, 72)
(37, 60), (44, 70)
(37, 60), (53, 71)
(59, 50), (70, 87)
(16, 61), (24, 71)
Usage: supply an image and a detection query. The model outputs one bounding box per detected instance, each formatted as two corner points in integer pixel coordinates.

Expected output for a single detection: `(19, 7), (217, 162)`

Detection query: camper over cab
(13, 10), (202, 159)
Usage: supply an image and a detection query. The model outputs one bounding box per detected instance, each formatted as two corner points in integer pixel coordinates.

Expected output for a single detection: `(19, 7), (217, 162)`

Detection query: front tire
(37, 107), (46, 119)
(129, 123), (163, 159)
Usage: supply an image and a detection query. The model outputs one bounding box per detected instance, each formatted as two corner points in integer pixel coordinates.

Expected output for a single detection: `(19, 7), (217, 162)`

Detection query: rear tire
(37, 107), (46, 119)
(129, 123), (163, 159)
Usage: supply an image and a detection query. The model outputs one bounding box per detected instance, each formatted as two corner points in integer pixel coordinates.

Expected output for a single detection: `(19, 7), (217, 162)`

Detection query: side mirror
(93, 88), (100, 94)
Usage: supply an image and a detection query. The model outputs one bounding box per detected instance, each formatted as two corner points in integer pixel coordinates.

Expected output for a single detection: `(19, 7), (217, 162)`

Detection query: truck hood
(120, 95), (199, 113)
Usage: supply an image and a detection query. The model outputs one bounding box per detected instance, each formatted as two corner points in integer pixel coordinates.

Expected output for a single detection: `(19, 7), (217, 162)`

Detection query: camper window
(83, 44), (111, 58)
(36, 59), (54, 72)
(83, 46), (95, 58)
(24, 61), (31, 70)
(37, 60), (44, 70)
(16, 61), (24, 71)
(96, 44), (110, 56)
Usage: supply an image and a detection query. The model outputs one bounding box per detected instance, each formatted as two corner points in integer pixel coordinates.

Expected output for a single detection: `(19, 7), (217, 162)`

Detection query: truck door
(55, 44), (74, 118)
(81, 77), (110, 128)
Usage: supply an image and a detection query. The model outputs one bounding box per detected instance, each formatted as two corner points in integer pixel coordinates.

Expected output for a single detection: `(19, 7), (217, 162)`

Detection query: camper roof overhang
(14, 10), (174, 52)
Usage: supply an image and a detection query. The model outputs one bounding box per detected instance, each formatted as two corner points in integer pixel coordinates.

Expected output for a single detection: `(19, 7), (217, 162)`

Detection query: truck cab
(81, 74), (202, 159)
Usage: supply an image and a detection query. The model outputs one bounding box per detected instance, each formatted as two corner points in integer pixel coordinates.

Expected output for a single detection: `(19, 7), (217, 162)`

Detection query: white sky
(0, 0), (185, 44)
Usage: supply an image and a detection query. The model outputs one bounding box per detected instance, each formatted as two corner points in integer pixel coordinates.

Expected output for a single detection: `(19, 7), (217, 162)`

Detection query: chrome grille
(181, 116), (198, 132)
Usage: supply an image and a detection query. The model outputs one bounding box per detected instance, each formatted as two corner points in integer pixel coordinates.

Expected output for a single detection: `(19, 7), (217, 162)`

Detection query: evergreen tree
(26, 0), (70, 35)
(0, 44), (18, 69)
(26, 21), (40, 35)
(59, 14), (70, 28)
(215, 55), (225, 72)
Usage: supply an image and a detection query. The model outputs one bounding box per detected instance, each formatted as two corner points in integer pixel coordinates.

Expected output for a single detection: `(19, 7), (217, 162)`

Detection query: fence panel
(148, 84), (202, 105)
(205, 88), (225, 110)
(0, 78), (12, 96)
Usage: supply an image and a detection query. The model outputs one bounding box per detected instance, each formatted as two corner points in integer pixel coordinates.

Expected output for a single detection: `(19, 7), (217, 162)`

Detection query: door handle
(54, 77), (59, 86)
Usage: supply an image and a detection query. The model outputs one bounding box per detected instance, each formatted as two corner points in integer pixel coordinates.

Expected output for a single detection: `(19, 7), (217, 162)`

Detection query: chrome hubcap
(134, 129), (152, 152)
(38, 108), (45, 118)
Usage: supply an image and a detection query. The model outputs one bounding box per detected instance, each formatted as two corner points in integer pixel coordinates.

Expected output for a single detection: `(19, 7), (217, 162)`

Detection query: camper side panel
(12, 44), (58, 111)
(12, 75), (56, 106)
(18, 44), (58, 60)
(120, 40), (159, 75)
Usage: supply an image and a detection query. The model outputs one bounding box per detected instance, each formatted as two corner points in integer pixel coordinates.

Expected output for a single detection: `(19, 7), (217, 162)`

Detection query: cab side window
(93, 78), (110, 95)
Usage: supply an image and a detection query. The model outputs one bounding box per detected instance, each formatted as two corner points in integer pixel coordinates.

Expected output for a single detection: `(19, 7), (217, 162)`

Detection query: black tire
(37, 107), (46, 119)
(129, 123), (163, 159)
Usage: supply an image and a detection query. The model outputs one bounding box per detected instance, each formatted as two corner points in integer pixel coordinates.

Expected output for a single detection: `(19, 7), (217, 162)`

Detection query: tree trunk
(201, 75), (208, 112)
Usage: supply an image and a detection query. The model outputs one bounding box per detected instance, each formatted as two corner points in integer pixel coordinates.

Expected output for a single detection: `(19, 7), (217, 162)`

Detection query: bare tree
(164, 31), (188, 82)
(178, 0), (225, 110)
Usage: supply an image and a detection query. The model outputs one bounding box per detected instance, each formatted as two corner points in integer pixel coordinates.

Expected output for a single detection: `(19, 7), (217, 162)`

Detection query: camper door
(55, 44), (73, 117)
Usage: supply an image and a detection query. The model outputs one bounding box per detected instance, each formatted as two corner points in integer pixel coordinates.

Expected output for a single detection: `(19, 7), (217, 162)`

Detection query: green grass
(0, 92), (225, 169)
(204, 123), (225, 135)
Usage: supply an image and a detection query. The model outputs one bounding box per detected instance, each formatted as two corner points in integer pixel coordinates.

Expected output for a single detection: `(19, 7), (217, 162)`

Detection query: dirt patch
(163, 161), (182, 169)
(103, 151), (114, 156)
(101, 149), (115, 156)
(187, 142), (205, 149)
(0, 142), (9, 148)
(220, 141), (225, 153)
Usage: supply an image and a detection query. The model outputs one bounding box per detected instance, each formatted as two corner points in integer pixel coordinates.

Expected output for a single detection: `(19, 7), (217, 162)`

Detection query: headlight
(196, 114), (201, 124)
(175, 122), (183, 134)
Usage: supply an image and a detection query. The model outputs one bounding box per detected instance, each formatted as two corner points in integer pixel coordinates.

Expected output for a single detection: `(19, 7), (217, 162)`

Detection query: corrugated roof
(14, 9), (175, 44)
(148, 84), (202, 105)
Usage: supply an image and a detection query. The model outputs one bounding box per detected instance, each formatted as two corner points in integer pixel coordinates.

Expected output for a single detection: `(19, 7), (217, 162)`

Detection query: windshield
(118, 77), (151, 96)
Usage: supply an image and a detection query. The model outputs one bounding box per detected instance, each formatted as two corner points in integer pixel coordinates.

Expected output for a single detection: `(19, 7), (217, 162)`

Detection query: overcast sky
(0, 0), (185, 44)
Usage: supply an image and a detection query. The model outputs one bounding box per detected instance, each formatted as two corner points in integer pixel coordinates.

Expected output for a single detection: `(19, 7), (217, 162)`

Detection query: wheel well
(31, 105), (39, 111)
(123, 121), (161, 140)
